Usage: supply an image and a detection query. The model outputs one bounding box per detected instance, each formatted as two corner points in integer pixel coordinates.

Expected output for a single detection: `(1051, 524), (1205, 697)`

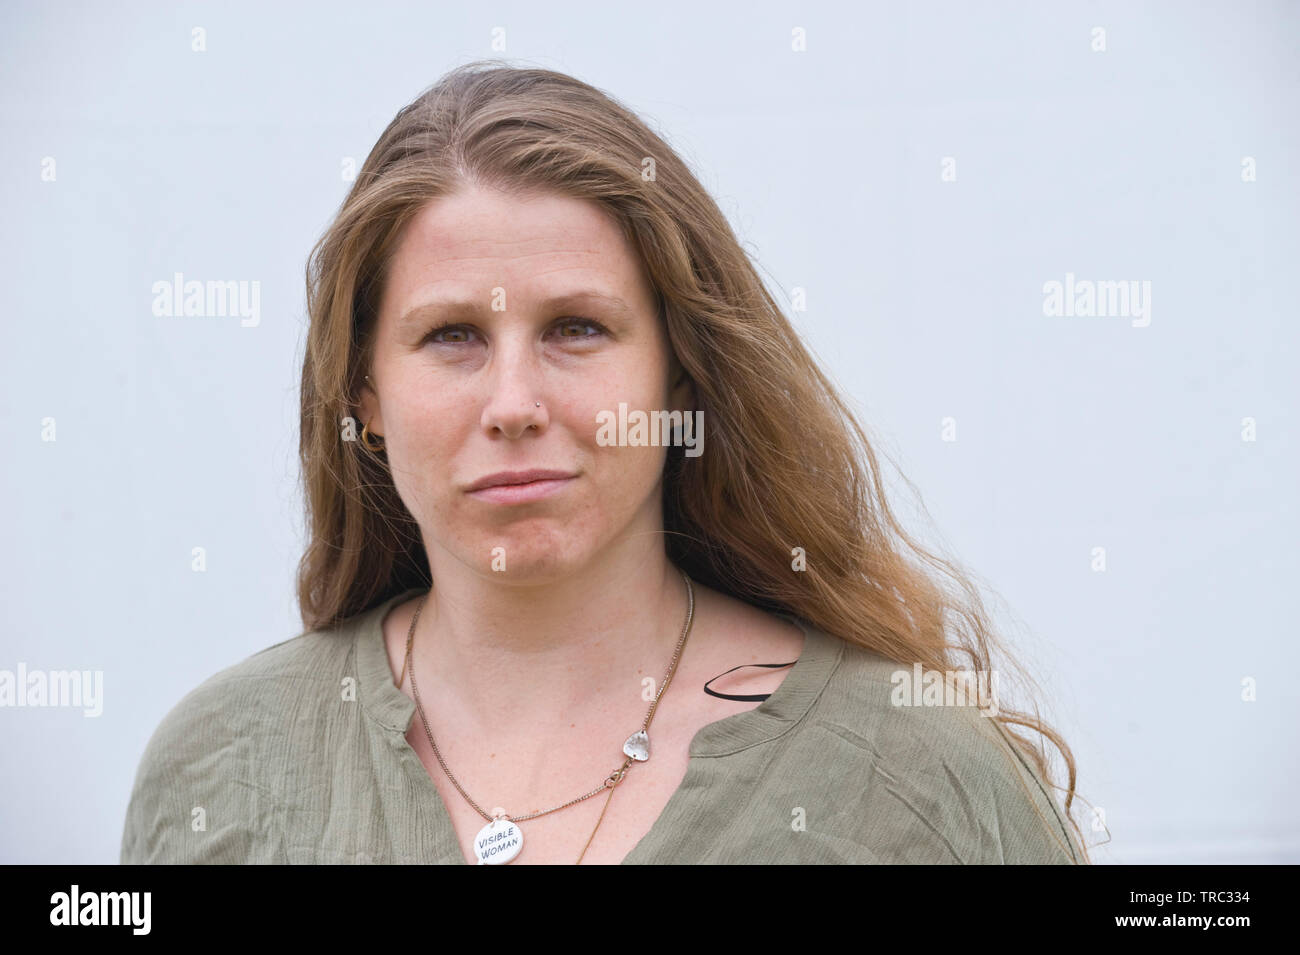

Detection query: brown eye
(554, 319), (607, 339)
(423, 323), (477, 345)
(421, 319), (608, 347)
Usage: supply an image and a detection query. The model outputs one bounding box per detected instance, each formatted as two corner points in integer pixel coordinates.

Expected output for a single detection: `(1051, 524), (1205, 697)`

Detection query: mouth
(465, 469), (578, 504)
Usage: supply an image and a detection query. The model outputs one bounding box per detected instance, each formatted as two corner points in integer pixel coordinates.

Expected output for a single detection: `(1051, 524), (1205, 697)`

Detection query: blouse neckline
(354, 586), (843, 755)
(349, 584), (844, 862)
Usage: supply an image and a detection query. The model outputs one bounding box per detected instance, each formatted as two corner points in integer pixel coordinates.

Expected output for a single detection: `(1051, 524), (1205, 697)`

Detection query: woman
(121, 60), (1089, 864)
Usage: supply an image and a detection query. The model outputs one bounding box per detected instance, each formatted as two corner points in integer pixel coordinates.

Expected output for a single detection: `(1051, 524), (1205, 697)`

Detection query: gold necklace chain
(402, 568), (696, 861)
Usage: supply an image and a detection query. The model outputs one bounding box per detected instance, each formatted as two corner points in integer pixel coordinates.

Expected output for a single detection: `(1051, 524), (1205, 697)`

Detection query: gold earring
(360, 421), (386, 452)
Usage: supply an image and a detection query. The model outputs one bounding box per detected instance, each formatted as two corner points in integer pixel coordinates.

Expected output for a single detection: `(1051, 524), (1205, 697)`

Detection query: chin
(462, 527), (598, 581)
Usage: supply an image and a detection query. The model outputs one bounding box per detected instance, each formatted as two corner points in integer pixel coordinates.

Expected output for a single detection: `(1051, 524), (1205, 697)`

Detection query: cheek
(384, 401), (464, 516)
(568, 363), (673, 494)
(395, 403), (454, 461)
(570, 354), (672, 430)
(588, 441), (670, 519)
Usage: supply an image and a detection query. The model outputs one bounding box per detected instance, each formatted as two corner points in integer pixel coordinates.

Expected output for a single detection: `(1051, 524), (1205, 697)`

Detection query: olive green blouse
(120, 587), (1083, 864)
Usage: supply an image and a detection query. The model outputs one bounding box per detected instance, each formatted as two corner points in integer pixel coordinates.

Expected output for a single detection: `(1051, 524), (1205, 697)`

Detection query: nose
(479, 338), (549, 439)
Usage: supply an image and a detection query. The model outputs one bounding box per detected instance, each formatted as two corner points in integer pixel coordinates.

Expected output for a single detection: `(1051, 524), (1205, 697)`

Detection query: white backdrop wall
(2, 0), (1296, 863)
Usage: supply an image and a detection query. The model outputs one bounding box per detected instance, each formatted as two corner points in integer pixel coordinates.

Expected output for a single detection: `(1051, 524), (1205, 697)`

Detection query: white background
(2, 0), (1296, 863)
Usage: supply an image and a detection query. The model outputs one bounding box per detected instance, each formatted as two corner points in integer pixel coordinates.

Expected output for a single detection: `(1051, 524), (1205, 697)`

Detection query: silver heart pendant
(623, 730), (650, 762)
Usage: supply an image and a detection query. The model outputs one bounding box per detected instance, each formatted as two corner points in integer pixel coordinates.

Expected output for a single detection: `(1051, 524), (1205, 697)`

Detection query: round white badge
(474, 818), (523, 865)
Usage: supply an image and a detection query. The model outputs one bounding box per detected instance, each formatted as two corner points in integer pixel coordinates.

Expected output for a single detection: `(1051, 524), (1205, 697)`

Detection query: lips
(466, 469), (577, 492)
(465, 470), (577, 505)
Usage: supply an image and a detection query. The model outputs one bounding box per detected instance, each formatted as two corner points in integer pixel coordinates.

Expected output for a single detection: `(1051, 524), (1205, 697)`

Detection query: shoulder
(796, 633), (1083, 864)
(119, 624), (358, 864)
(136, 625), (356, 756)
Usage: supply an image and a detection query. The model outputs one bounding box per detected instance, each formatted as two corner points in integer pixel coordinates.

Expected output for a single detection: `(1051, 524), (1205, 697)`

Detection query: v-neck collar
(350, 585), (844, 862)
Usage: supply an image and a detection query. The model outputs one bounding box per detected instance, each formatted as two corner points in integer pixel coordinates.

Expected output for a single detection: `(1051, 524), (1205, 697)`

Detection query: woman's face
(358, 184), (692, 582)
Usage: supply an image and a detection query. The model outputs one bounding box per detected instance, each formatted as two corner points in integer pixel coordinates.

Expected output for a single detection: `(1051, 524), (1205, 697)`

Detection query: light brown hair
(296, 59), (1094, 860)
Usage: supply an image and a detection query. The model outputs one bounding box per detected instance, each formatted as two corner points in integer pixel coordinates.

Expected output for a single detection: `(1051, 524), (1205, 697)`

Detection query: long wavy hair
(296, 58), (1094, 861)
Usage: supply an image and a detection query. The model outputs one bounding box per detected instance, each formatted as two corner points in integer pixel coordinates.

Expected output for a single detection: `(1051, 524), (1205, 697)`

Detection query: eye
(422, 321), (477, 346)
(552, 318), (609, 340)
(420, 318), (609, 346)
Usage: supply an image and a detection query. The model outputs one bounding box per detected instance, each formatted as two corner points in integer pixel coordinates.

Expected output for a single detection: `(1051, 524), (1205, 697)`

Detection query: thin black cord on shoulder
(703, 661), (797, 702)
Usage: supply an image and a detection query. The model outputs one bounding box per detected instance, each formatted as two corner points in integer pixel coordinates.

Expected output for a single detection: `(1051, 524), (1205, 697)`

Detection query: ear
(358, 377), (384, 436)
(667, 353), (696, 417)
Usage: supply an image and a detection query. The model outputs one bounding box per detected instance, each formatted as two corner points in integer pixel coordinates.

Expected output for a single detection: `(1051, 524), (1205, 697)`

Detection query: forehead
(380, 185), (652, 320)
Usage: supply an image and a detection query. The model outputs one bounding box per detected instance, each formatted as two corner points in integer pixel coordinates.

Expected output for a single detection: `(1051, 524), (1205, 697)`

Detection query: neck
(408, 542), (693, 735)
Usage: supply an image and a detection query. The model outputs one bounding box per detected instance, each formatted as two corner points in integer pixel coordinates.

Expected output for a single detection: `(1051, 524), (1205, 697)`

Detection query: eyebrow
(397, 289), (633, 328)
